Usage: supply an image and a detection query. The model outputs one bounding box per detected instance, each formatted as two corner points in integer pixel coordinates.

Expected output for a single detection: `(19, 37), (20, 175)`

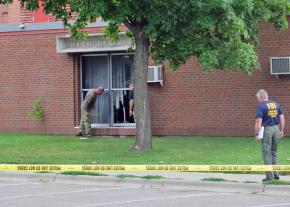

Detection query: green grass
(0, 133), (290, 165)
(202, 178), (227, 182)
(61, 171), (108, 176)
(264, 180), (290, 185)
(202, 178), (261, 184)
(117, 174), (164, 179)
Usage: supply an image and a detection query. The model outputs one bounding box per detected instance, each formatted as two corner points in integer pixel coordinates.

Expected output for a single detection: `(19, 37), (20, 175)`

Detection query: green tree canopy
(1, 0), (288, 73)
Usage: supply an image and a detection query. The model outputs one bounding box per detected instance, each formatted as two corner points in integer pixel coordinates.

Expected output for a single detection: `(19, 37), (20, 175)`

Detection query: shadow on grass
(61, 171), (108, 176)
(202, 177), (259, 184)
(117, 174), (165, 180)
(202, 178), (227, 182)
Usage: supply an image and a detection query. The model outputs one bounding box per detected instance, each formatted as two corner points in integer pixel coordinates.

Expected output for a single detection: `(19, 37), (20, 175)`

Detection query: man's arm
(279, 114), (285, 138)
(129, 99), (134, 116)
(255, 118), (262, 140)
(82, 102), (89, 112)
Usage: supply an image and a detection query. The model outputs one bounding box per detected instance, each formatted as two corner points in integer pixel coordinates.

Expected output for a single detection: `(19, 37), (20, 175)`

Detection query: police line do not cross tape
(1, 165), (290, 172)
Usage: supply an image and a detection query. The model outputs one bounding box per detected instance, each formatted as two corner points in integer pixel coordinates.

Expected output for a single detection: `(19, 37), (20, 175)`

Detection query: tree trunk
(131, 29), (152, 151)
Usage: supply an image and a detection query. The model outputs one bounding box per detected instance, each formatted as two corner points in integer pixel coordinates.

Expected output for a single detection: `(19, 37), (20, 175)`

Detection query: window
(81, 53), (135, 127)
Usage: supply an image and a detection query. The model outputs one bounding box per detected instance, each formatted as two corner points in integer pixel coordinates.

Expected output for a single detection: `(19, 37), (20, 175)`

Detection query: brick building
(0, 1), (72, 24)
(1, 1), (45, 24)
(0, 17), (289, 137)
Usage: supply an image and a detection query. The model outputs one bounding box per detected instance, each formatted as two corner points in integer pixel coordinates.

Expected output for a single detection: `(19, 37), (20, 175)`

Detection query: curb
(1, 172), (290, 195)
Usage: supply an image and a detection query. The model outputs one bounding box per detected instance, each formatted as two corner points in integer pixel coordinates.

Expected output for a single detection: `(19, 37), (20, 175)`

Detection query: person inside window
(128, 83), (134, 123)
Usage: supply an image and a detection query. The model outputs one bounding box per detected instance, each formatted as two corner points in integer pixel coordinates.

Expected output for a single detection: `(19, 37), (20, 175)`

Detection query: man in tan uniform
(76, 87), (104, 137)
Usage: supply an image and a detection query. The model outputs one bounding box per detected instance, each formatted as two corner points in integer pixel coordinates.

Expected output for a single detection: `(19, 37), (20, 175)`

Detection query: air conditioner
(147, 65), (163, 86)
(270, 57), (290, 75)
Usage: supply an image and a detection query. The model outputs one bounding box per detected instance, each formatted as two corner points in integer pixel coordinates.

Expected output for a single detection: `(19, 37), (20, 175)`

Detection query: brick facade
(19, 6), (33, 24)
(0, 20), (290, 136)
(0, 2), (75, 24)
(0, 1), (34, 24)
(0, 32), (76, 134)
(149, 21), (290, 136)
(0, 1), (20, 24)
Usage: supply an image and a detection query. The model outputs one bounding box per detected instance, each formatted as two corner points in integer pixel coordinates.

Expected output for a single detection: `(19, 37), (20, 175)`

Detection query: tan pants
(77, 105), (91, 136)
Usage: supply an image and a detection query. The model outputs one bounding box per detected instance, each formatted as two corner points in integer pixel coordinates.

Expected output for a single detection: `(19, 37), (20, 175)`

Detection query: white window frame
(80, 54), (110, 127)
(110, 53), (135, 127)
(80, 52), (136, 128)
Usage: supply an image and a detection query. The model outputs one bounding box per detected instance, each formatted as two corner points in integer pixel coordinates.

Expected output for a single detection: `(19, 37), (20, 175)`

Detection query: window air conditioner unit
(147, 65), (163, 86)
(270, 57), (290, 75)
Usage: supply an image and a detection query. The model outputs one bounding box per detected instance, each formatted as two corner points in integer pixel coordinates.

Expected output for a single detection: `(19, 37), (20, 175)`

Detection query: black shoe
(262, 178), (273, 182)
(274, 175), (280, 180)
(75, 133), (83, 137)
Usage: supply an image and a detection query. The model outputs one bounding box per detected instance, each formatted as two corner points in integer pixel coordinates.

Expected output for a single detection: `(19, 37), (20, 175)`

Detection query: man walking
(255, 89), (285, 182)
(77, 87), (104, 137)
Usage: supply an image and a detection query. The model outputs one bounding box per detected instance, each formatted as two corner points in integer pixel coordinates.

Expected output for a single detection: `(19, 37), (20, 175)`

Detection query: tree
(1, 0), (289, 151)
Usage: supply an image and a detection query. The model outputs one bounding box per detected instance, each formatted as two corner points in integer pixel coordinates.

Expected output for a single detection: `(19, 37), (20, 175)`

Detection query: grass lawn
(116, 174), (165, 179)
(0, 133), (290, 165)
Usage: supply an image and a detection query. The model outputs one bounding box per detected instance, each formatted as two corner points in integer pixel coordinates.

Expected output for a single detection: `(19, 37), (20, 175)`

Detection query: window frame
(80, 52), (135, 128)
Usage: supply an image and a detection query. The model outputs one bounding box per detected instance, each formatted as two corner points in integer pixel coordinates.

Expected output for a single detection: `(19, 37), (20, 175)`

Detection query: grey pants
(262, 125), (280, 180)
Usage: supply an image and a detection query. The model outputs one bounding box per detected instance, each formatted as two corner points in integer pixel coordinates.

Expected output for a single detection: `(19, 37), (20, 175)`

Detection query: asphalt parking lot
(1, 177), (290, 207)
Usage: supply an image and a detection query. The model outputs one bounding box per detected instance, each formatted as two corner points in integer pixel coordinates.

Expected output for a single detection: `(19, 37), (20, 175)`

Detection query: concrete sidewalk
(106, 171), (290, 195)
(1, 171), (290, 196)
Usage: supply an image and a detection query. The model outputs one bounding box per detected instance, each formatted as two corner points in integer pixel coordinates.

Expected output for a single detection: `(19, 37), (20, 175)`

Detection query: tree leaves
(103, 21), (121, 43)
(1, 0), (289, 74)
(148, 0), (289, 73)
(0, 0), (13, 4)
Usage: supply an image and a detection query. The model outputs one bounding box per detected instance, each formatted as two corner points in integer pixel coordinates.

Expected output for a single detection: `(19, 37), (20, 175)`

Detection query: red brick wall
(0, 2), (35, 24)
(0, 1), (20, 24)
(0, 20), (290, 136)
(20, 7), (33, 23)
(0, 31), (76, 134)
(0, 1), (76, 24)
(0, 4), (8, 24)
(149, 21), (290, 136)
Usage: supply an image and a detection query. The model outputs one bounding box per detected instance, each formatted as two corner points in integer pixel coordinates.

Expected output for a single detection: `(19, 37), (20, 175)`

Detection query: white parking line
(0, 181), (110, 188)
(0, 186), (140, 200)
(72, 192), (233, 207)
(0, 181), (126, 188)
(252, 203), (290, 207)
(0, 182), (46, 187)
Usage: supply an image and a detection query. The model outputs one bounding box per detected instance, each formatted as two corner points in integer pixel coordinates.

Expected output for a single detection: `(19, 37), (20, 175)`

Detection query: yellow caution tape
(0, 165), (290, 172)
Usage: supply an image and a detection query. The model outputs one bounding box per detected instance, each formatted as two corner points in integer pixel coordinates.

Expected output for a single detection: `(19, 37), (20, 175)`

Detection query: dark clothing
(128, 90), (134, 100)
(256, 100), (283, 127)
(82, 89), (98, 111)
(117, 101), (124, 123)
